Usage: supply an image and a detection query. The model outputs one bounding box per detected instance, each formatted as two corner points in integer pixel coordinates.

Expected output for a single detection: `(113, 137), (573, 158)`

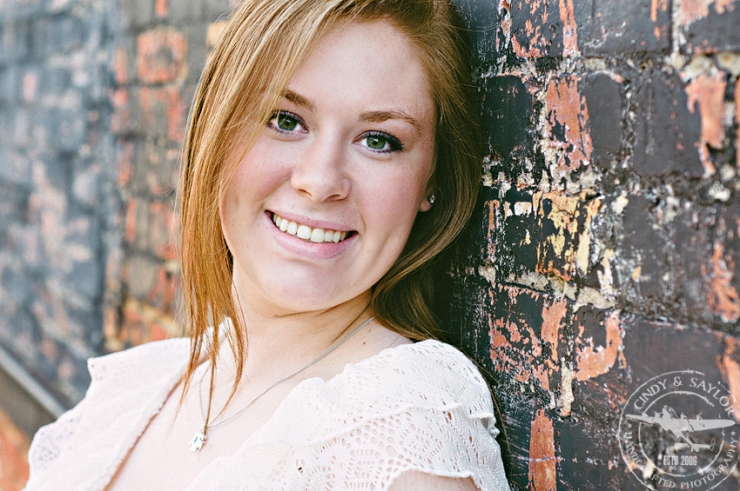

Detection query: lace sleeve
(24, 399), (85, 487)
(216, 340), (511, 491)
(317, 402), (509, 491)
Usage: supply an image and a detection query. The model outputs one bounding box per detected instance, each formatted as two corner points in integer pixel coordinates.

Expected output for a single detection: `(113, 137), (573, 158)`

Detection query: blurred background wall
(0, 0), (739, 490)
(0, 0), (232, 488)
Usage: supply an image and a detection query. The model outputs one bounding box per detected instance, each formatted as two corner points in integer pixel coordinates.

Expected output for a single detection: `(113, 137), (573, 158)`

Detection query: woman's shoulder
(82, 337), (190, 395)
(236, 339), (509, 491)
(333, 339), (496, 420)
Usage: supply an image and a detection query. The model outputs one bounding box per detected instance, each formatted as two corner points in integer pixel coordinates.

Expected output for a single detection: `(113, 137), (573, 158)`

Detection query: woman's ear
(419, 193), (435, 212)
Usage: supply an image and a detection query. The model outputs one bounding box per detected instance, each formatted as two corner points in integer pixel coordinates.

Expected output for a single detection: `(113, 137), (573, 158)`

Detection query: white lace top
(24, 338), (510, 490)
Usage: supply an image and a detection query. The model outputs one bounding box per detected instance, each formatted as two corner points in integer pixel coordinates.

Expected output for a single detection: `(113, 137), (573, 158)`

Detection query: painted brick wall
(442, 0), (740, 489)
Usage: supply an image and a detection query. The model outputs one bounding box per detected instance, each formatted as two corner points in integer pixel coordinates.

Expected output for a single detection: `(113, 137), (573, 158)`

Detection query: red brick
(111, 88), (129, 134)
(155, 0), (167, 18)
(117, 141), (134, 187)
(137, 28), (187, 84)
(573, 310), (625, 382)
(528, 409), (557, 491)
(703, 238), (740, 323)
(488, 286), (569, 390)
(679, 0), (737, 26)
(124, 198), (137, 244)
(506, 0), (577, 58)
(545, 75), (592, 171)
(138, 85), (185, 141)
(685, 71), (726, 176)
(148, 200), (178, 261)
(21, 71), (37, 103)
(113, 45), (127, 85)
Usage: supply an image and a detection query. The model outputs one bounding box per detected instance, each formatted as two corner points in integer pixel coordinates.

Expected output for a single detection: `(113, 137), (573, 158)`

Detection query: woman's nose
(290, 133), (350, 202)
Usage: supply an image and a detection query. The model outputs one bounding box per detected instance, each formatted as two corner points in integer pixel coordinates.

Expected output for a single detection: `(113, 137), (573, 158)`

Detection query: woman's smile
(220, 20), (436, 312)
(269, 212), (352, 243)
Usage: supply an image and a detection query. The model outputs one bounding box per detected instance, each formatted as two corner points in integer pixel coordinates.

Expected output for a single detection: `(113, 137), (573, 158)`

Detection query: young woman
(24, 0), (510, 489)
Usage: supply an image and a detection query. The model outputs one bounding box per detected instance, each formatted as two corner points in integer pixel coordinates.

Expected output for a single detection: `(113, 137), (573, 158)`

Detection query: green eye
(362, 132), (403, 153)
(366, 134), (388, 150)
(269, 111), (304, 133)
(276, 113), (298, 131)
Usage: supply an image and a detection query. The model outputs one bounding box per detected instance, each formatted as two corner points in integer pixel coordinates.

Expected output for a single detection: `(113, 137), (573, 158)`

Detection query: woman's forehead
(282, 21), (435, 123)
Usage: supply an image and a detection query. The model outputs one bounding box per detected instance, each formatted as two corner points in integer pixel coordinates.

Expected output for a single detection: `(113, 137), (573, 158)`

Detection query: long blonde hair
(179, 0), (482, 409)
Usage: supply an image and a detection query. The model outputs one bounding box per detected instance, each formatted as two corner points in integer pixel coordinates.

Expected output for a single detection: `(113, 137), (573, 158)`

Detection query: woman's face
(221, 20), (436, 315)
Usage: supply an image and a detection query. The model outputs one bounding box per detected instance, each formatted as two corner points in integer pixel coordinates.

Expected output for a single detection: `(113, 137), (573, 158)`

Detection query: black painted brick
(575, 0), (671, 55)
(582, 73), (623, 170)
(632, 68), (703, 177)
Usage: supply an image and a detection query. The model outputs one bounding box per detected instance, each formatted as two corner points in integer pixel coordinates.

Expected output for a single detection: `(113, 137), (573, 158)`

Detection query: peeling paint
(685, 71), (726, 175)
(720, 336), (740, 420)
(680, 0), (738, 26)
(545, 76), (593, 171)
(511, 0), (548, 58)
(574, 311), (626, 381)
(704, 239), (740, 323)
(559, 0), (578, 56)
(529, 409), (557, 491)
(488, 287), (568, 390)
(558, 361), (574, 416)
(532, 191), (601, 281)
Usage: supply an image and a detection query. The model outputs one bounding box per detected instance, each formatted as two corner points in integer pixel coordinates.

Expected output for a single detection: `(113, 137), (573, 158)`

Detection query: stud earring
(427, 194), (436, 205)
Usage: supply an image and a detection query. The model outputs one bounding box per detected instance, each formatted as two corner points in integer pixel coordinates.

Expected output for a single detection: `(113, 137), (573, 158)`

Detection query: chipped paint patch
(532, 190), (602, 281)
(529, 409), (557, 491)
(558, 361), (574, 416)
(680, 0), (738, 26)
(704, 240), (740, 323)
(574, 311), (626, 381)
(545, 75), (593, 171)
(511, 0), (548, 58)
(720, 336), (740, 419)
(685, 71), (726, 175)
(488, 287), (569, 390)
(559, 0), (578, 56)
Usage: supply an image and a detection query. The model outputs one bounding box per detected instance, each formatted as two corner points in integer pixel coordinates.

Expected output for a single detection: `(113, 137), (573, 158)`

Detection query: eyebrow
(359, 111), (422, 134)
(283, 90), (315, 112)
(282, 90), (422, 134)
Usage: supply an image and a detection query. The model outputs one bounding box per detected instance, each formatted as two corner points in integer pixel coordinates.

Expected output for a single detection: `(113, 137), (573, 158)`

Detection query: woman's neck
(226, 288), (374, 382)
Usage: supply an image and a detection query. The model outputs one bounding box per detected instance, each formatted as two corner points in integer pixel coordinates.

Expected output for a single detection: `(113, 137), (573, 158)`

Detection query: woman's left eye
(268, 111), (306, 133)
(360, 132), (403, 153)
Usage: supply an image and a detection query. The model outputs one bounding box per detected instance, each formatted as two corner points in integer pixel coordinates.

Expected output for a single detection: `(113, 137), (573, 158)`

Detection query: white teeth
(310, 228), (324, 243)
(296, 224), (311, 240)
(272, 213), (349, 243)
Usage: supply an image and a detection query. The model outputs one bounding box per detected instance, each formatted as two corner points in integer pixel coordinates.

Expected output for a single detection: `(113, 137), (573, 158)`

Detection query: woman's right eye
(268, 111), (306, 134)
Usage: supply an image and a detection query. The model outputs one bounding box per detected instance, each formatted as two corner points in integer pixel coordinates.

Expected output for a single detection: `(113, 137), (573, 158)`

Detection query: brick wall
(441, 0), (740, 489)
(1, 0), (739, 489)
(105, 0), (236, 352)
(0, 0), (118, 409)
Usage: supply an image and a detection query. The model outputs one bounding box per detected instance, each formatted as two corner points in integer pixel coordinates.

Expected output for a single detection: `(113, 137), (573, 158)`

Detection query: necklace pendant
(190, 429), (207, 452)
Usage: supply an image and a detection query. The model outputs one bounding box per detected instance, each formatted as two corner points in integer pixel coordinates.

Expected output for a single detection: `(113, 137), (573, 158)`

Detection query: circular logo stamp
(618, 370), (738, 490)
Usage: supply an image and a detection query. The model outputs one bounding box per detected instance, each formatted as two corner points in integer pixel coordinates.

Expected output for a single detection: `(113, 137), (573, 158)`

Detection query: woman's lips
(270, 212), (353, 243)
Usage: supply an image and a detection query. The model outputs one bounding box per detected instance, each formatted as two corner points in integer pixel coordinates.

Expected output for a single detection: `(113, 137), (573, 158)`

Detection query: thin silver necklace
(189, 316), (374, 452)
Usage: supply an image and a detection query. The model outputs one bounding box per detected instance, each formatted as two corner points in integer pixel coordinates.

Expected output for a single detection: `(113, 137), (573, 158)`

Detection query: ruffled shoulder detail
(25, 337), (190, 491)
(206, 340), (510, 491)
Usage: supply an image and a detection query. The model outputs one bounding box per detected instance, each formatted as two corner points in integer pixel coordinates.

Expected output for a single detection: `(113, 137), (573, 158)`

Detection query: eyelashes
(267, 110), (405, 154)
(267, 111), (306, 134)
(359, 131), (403, 153)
